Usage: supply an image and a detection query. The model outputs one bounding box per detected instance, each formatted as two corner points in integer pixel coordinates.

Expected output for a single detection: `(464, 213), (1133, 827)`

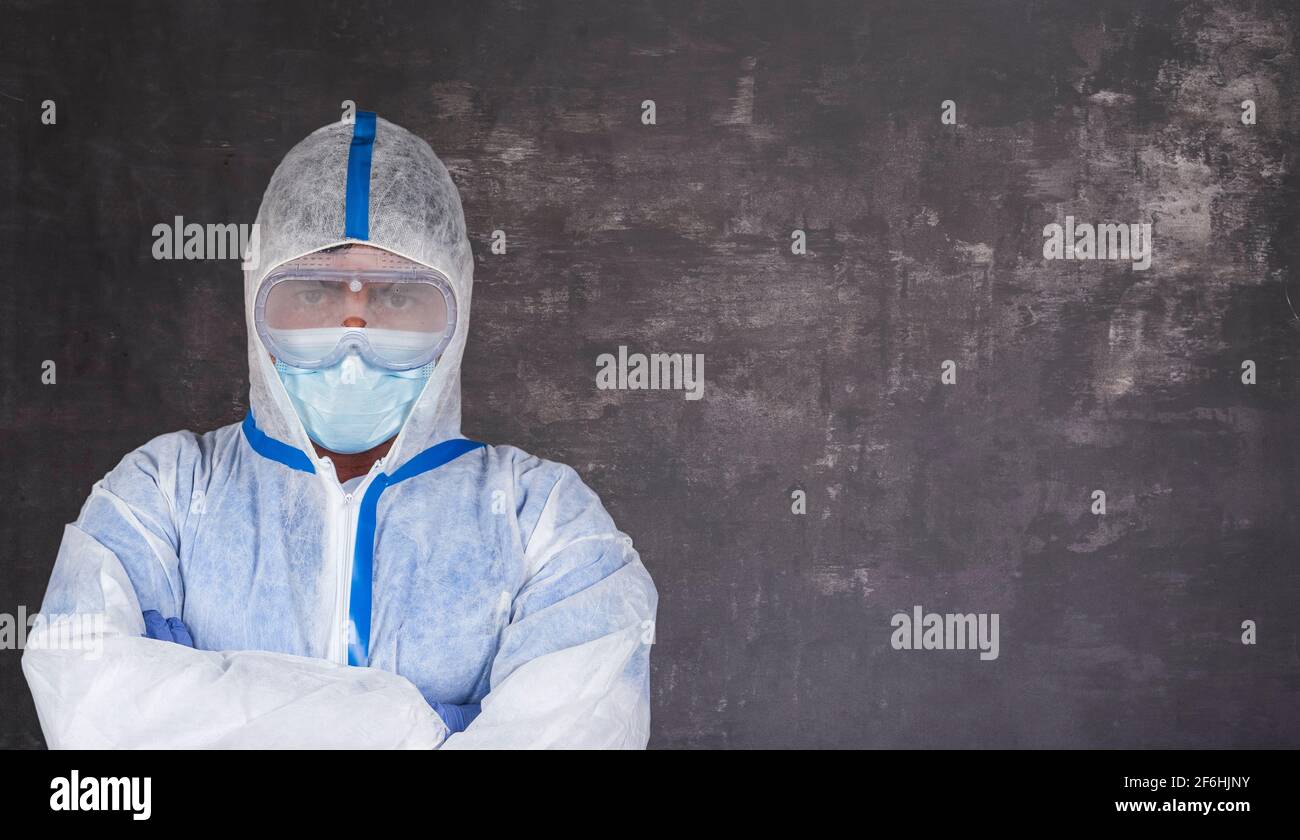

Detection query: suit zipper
(320, 457), (383, 665)
(338, 492), (355, 664)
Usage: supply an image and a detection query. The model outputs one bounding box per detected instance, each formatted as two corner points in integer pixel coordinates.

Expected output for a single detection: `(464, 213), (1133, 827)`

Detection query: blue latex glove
(430, 701), (481, 735)
(142, 610), (194, 647)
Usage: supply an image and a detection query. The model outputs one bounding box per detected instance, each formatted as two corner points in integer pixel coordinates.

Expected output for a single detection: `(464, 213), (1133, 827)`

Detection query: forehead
(281, 244), (425, 272)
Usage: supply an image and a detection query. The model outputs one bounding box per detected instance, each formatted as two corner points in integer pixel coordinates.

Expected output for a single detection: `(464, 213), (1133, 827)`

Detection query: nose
(342, 316), (366, 328)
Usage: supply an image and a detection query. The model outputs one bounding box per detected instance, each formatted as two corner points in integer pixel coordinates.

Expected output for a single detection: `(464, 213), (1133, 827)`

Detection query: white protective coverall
(22, 114), (657, 749)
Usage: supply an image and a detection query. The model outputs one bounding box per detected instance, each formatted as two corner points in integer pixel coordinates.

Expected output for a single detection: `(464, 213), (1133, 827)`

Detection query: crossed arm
(23, 443), (656, 749)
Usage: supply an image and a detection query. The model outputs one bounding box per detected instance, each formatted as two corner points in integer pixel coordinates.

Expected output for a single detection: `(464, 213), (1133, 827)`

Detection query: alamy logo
(1, 607), (104, 658)
(1043, 216), (1152, 270)
(50, 771), (151, 820)
(596, 346), (704, 400)
(890, 605), (999, 661)
(152, 216), (261, 268)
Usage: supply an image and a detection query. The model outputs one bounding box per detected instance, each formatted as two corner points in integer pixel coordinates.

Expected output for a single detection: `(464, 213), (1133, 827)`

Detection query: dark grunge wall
(1, 0), (1297, 748)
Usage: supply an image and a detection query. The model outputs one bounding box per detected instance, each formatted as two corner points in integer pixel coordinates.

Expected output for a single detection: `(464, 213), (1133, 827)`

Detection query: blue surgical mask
(275, 353), (433, 454)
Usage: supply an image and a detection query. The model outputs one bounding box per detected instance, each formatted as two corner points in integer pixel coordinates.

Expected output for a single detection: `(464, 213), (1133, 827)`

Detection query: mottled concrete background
(1, 0), (1297, 748)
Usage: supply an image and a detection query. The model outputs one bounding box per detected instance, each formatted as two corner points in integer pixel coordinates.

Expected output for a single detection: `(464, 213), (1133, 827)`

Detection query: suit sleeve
(441, 460), (657, 749)
(22, 436), (447, 749)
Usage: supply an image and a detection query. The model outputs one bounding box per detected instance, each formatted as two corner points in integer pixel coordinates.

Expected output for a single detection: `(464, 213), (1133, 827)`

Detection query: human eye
(372, 285), (413, 310)
(289, 280), (338, 307)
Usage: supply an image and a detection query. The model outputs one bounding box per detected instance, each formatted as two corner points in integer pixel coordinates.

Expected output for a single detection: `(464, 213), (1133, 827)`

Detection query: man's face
(260, 242), (457, 457)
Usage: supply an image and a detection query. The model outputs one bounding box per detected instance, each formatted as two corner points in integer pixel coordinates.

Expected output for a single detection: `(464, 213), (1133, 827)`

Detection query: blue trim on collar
(241, 410), (317, 474)
(347, 437), (486, 667)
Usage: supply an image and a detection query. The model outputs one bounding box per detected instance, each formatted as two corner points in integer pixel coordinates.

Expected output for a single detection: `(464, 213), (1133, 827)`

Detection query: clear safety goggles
(254, 249), (457, 371)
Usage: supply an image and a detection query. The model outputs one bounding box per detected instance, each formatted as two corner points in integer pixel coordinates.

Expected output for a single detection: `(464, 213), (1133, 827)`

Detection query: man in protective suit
(23, 112), (658, 749)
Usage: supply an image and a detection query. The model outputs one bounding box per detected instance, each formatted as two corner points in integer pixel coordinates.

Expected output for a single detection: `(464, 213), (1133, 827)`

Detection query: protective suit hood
(245, 113), (474, 472)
